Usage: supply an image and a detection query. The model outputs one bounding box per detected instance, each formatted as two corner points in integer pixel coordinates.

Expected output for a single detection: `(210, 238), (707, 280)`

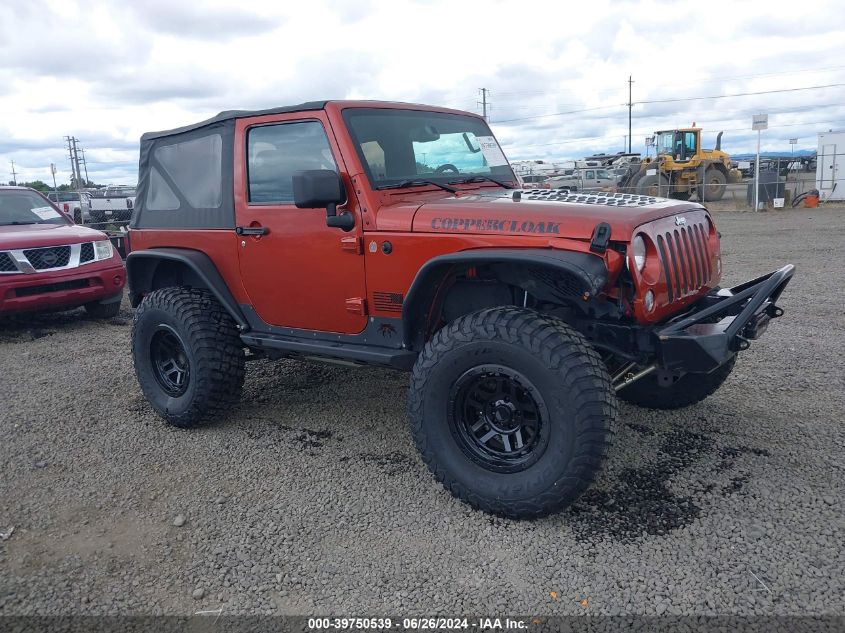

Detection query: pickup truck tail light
(63, 203), (70, 212)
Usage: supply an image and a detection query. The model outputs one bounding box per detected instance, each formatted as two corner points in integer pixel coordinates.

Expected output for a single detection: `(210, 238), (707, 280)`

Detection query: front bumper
(655, 265), (795, 373)
(0, 260), (126, 315)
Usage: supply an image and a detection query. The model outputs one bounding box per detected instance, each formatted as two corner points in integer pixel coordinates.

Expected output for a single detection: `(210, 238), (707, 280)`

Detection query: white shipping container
(817, 131), (845, 201)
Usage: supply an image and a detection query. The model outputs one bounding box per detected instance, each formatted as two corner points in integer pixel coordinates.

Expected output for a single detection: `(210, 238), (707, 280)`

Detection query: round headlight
(632, 235), (646, 272)
(644, 289), (655, 312)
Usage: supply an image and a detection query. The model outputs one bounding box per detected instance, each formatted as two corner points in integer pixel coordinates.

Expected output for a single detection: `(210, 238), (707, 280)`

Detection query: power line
(488, 64), (845, 101)
(492, 82), (845, 126)
(658, 64), (845, 85)
(635, 82), (845, 105)
(494, 104), (622, 124)
(502, 116), (845, 151)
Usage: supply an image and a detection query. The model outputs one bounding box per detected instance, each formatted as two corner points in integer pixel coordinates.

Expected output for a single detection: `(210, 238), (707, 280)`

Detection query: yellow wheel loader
(620, 128), (742, 201)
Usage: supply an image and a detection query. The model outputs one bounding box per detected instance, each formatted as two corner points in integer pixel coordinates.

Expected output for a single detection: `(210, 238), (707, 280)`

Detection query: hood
(409, 189), (704, 240)
(0, 223), (108, 250)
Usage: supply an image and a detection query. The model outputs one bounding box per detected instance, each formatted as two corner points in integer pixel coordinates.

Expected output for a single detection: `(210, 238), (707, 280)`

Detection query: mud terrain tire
(408, 307), (617, 519)
(132, 287), (245, 428)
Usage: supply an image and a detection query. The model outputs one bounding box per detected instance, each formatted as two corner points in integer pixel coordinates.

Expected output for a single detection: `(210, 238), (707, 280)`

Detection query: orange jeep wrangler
(126, 101), (793, 518)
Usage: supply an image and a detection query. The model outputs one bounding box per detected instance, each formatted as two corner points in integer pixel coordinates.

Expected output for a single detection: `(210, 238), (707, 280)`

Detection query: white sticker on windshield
(32, 206), (61, 220)
(475, 136), (508, 167)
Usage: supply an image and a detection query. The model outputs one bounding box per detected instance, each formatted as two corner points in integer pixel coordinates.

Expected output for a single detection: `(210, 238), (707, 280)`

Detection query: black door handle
(235, 226), (269, 236)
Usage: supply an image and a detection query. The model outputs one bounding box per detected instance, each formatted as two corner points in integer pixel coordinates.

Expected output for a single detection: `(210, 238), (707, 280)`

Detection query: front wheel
(636, 173), (671, 197)
(132, 288), (245, 428)
(407, 308), (617, 519)
(618, 357), (736, 409)
(701, 168), (727, 201)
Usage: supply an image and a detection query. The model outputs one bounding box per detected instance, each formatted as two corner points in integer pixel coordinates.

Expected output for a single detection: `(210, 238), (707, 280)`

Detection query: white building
(817, 132), (844, 201)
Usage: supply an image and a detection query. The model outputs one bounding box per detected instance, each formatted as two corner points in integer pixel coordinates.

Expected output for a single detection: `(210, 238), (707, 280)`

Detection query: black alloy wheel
(150, 326), (191, 397)
(449, 365), (548, 473)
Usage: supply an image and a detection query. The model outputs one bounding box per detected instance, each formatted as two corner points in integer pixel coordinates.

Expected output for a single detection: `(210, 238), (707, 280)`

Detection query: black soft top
(133, 101), (333, 230)
(141, 101), (328, 141)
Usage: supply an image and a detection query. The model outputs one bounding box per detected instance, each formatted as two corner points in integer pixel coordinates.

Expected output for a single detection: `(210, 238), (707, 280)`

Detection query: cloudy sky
(2, 0), (844, 186)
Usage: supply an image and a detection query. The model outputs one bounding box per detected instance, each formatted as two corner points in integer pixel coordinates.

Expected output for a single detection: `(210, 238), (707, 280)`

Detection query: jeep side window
(247, 121), (338, 203)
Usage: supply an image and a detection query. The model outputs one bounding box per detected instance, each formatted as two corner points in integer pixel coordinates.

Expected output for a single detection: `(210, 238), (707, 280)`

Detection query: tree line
(7, 180), (106, 191)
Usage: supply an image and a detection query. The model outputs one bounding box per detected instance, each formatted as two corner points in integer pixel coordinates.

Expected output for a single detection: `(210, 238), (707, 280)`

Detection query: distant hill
(731, 150), (816, 160)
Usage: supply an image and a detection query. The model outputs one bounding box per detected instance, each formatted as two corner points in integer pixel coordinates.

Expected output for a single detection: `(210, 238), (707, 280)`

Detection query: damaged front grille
(655, 222), (712, 302)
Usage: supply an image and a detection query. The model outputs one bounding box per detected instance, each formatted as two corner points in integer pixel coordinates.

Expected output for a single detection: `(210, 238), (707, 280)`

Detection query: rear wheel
(132, 287), (245, 428)
(408, 307), (617, 518)
(701, 168), (727, 201)
(618, 357), (736, 409)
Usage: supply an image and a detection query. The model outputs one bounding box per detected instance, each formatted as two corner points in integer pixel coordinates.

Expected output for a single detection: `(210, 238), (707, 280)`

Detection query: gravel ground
(0, 206), (843, 617)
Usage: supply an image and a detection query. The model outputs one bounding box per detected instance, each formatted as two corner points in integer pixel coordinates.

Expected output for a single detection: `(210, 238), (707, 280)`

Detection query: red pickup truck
(0, 186), (125, 317)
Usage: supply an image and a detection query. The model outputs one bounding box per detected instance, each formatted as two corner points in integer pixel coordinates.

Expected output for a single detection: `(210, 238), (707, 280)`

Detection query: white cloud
(1, 0), (843, 185)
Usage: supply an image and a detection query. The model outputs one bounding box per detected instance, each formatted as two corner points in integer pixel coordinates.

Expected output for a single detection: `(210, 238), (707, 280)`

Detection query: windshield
(343, 108), (516, 189)
(0, 190), (69, 226)
(656, 131), (675, 156)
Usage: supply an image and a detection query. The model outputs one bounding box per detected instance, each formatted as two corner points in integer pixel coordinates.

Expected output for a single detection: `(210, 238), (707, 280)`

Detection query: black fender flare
(402, 248), (608, 349)
(126, 248), (249, 330)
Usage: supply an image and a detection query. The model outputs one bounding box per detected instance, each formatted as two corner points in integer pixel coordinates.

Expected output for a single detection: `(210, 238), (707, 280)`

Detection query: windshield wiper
(449, 176), (515, 189)
(378, 179), (457, 194)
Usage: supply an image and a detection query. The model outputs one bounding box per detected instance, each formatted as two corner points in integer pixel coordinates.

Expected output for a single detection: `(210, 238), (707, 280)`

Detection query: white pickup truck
(46, 191), (92, 223)
(545, 167), (616, 191)
(89, 186), (136, 224)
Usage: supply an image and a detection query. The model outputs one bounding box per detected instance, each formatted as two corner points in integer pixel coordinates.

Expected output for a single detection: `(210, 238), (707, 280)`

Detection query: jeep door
(234, 112), (367, 334)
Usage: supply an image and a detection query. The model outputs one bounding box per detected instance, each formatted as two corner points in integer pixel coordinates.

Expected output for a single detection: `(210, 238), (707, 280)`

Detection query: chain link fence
(522, 150), (841, 209)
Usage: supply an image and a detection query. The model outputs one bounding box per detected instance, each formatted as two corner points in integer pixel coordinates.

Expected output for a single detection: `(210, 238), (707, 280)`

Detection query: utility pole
(64, 136), (84, 190)
(10, 160), (18, 186)
(79, 147), (90, 186)
(65, 136), (77, 188)
(627, 76), (634, 154)
(479, 88), (488, 122)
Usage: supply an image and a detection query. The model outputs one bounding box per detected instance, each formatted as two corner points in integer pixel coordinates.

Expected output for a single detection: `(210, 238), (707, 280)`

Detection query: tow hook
(611, 363), (658, 392)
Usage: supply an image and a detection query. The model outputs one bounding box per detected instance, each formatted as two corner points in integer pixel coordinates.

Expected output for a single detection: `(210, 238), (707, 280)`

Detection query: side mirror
(292, 169), (354, 231)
